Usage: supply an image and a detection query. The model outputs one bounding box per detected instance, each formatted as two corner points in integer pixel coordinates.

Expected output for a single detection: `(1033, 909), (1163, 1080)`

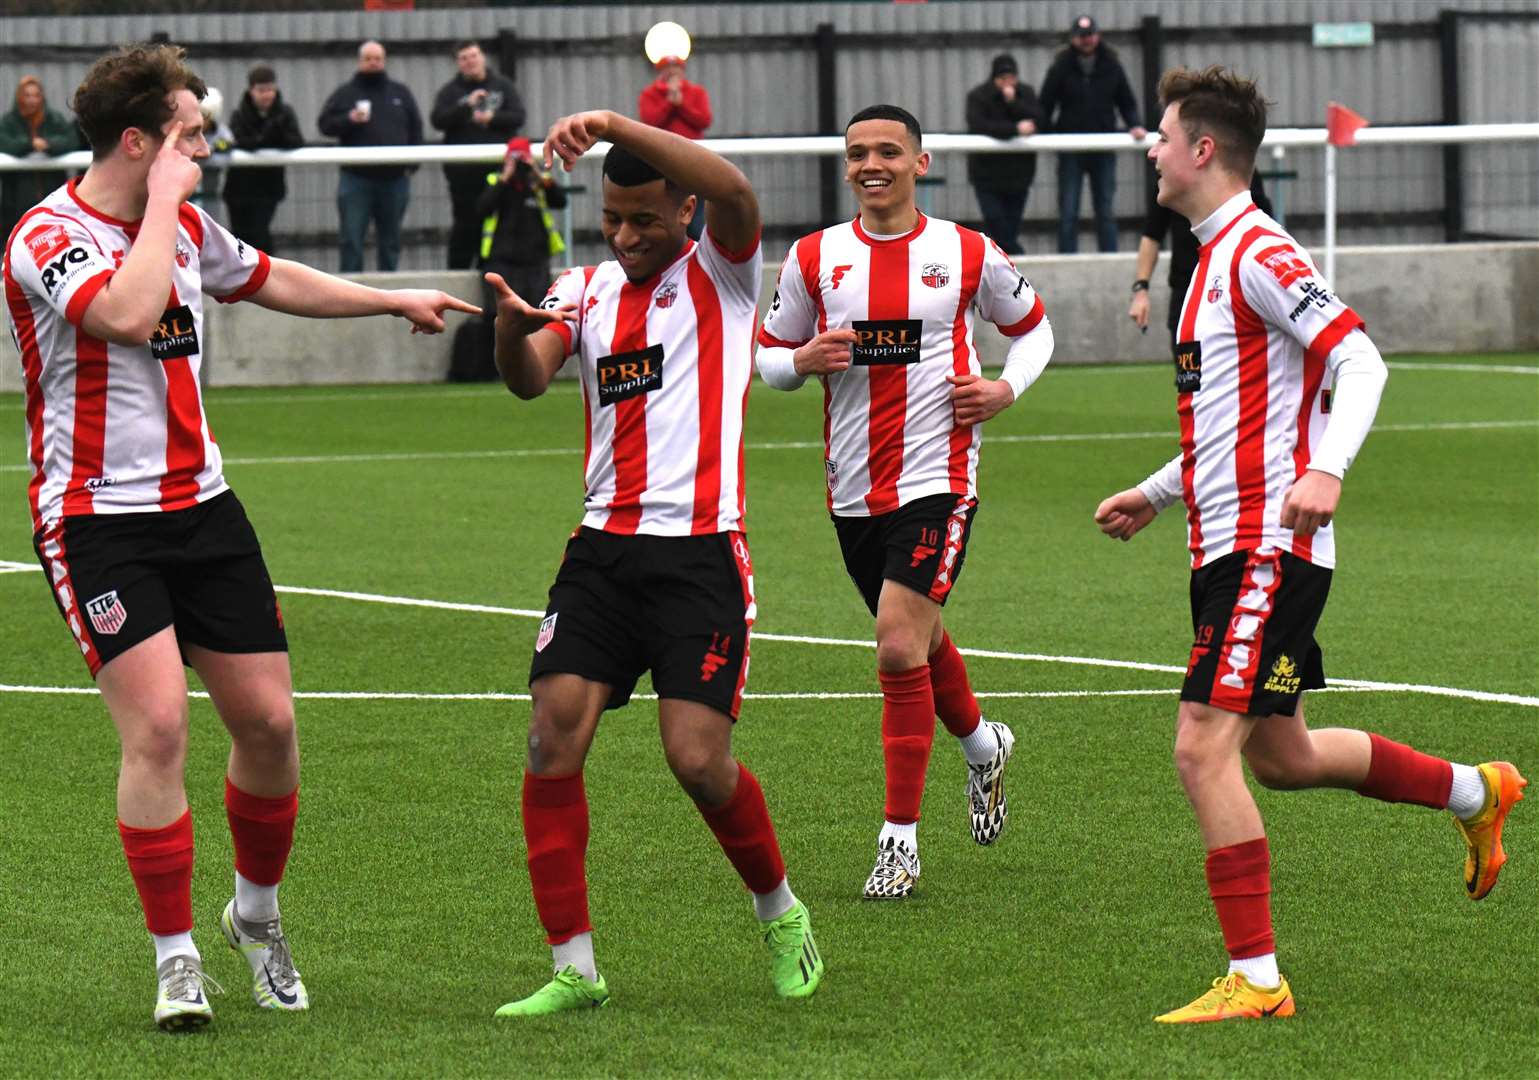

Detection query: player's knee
(230, 700), (297, 756)
(664, 743), (728, 803)
(1247, 750), (1313, 790)
(122, 706), (190, 772)
(1172, 718), (1225, 783)
(875, 633), (927, 674)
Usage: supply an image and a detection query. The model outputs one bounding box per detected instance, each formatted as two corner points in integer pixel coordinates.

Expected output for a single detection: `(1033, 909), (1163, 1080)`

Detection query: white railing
(5, 123), (1535, 275)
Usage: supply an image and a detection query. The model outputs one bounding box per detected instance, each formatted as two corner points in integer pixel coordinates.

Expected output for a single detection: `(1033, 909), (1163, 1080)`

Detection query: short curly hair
(1157, 65), (1269, 177)
(73, 43), (207, 159)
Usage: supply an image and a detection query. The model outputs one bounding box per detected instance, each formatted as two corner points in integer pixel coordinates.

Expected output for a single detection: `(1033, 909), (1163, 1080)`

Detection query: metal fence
(0, 2), (1534, 270)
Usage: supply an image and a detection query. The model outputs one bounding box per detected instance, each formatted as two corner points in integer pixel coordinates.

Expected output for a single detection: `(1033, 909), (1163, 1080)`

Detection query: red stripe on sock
(522, 771), (592, 946)
(1357, 733), (1453, 809)
(118, 809), (195, 936)
(928, 632), (981, 737)
(224, 779), (298, 887)
(880, 664), (936, 825)
(1205, 837), (1275, 960)
(699, 763), (787, 894)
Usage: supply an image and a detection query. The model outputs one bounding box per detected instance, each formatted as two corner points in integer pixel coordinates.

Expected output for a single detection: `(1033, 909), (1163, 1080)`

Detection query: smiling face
(601, 177), (693, 282)
(1149, 101), (1205, 214)
(456, 45), (486, 81)
(158, 88), (211, 162)
(843, 118), (928, 219)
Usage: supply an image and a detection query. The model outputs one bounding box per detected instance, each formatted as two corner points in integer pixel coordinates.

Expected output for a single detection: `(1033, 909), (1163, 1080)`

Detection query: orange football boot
(1155, 972), (1294, 1024)
(1455, 761), (1527, 900)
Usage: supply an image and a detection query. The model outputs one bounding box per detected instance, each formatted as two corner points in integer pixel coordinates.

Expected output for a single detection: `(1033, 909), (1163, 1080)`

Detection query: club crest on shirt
(86, 590), (127, 636)
(654, 282), (678, 309)
(1206, 275), (1224, 303)
(174, 241), (192, 269)
(920, 263), (950, 289)
(535, 612), (558, 653)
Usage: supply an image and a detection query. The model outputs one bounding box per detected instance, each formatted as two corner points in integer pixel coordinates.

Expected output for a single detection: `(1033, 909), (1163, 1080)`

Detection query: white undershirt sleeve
(999, 316), (1054, 401)
(1309, 328), (1388, 478)
(1137, 453), (1185, 513)
(755, 344), (808, 391)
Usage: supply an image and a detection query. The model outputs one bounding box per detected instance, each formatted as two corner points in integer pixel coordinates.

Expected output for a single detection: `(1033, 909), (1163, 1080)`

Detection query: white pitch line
(1388, 361), (1539, 375)
(5, 418), (1531, 476)
(5, 570), (1535, 708)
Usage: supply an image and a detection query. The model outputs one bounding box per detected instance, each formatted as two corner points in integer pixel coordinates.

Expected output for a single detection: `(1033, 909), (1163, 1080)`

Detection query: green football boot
(761, 900), (825, 1000)
(494, 965), (609, 1018)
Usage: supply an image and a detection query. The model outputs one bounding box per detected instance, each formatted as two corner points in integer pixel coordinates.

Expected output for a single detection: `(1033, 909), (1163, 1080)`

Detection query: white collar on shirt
(1191, 188), (1255, 247)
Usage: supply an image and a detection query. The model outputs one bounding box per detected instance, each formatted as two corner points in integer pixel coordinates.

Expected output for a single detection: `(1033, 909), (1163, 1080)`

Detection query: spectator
(1038, 14), (1146, 253)
(476, 136), (565, 321)
(431, 40), (525, 269)
(317, 40), (422, 273)
(191, 87), (234, 219)
(223, 64), (305, 255)
(965, 53), (1040, 256)
(638, 55), (711, 239)
(0, 76), (80, 244)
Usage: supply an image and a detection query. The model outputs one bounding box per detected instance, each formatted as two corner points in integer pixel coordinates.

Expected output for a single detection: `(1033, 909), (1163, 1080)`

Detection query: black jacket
(430, 71), (525, 145)
(1038, 44), (1141, 135)
(965, 79), (1041, 193)
(222, 90), (304, 202)
(1143, 172), (1273, 319)
(317, 71), (422, 179)
(476, 162), (567, 265)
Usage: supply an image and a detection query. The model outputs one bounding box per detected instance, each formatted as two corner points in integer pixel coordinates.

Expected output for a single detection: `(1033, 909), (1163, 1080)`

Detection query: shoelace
(165, 963), (225, 1003)
(872, 844), (916, 882)
(1213, 973), (1240, 999)
(263, 929), (301, 990)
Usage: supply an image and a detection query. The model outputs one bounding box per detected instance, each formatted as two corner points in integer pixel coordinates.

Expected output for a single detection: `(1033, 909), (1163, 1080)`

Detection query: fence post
(815, 22), (838, 228)
(1139, 15), (1163, 226)
(1439, 9), (1464, 242)
(496, 29), (518, 83)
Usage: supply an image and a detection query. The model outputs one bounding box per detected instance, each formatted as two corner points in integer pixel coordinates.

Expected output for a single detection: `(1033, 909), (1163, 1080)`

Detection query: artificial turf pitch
(0, 353), (1534, 1078)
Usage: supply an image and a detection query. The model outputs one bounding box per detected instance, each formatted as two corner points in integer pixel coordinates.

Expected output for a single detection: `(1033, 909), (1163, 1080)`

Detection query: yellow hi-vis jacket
(480, 171), (566, 260)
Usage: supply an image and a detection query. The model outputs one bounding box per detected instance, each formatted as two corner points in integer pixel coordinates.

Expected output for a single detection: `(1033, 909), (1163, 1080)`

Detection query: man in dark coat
(223, 65), (304, 255)
(430, 40), (525, 269)
(0, 76), (80, 245)
(965, 54), (1040, 255)
(1038, 14), (1147, 253)
(317, 40), (423, 273)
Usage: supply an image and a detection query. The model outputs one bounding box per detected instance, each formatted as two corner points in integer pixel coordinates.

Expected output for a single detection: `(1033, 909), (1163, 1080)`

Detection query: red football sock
(224, 779), (298, 886)
(1205, 837), (1275, 959)
(522, 771), (592, 945)
(118, 809), (195, 936)
(698, 763), (787, 894)
(880, 664), (935, 825)
(928, 632), (982, 737)
(1356, 733), (1453, 809)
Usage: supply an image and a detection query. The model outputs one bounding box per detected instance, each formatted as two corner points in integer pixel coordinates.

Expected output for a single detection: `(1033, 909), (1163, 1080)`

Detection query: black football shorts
(832, 492), (978, 616)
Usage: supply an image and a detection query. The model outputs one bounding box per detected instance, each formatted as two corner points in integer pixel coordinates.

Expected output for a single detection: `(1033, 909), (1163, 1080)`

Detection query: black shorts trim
(832, 492), (978, 616)
(1181, 548), (1330, 717)
(32, 490), (287, 678)
(528, 527), (755, 720)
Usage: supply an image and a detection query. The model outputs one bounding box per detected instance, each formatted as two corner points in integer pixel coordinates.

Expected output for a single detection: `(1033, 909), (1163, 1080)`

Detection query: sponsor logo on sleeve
(1174, 340), (1202, 393)
(850, 319), (922, 365)
(1012, 273), (1028, 299)
(39, 246), (91, 296)
(149, 304), (200, 360)
(24, 223), (70, 269)
(1287, 280), (1336, 322)
(1261, 248), (1312, 289)
(85, 590), (127, 636)
(596, 343), (664, 405)
(920, 263), (950, 289)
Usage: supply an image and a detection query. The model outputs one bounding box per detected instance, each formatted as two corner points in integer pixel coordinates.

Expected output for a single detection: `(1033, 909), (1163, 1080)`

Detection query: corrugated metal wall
(1, 0), (1533, 270)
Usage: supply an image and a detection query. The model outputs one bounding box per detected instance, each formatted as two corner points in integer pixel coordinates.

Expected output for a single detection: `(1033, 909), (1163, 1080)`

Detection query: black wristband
(1131, 279), (1150, 293)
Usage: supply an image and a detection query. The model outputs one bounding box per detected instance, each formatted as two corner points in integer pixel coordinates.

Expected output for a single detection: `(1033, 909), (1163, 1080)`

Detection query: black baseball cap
(1071, 15), (1098, 36)
(990, 54), (1019, 78)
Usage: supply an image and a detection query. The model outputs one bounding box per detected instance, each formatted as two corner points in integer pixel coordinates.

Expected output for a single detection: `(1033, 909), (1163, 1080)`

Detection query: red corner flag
(1326, 102), (1370, 146)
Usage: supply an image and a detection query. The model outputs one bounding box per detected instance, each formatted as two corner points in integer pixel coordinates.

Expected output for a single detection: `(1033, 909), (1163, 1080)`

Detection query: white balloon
(644, 21), (692, 65)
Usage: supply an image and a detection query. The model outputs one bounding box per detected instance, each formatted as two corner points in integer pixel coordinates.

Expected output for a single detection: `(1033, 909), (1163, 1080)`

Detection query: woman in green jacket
(0, 76), (81, 243)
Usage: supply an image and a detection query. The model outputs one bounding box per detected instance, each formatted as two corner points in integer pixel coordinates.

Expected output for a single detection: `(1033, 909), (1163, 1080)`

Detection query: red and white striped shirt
(756, 213), (1044, 516)
(5, 179), (270, 532)
(541, 230), (760, 536)
(1150, 190), (1367, 570)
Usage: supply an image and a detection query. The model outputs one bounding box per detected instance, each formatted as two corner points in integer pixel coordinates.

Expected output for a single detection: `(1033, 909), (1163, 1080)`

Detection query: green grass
(0, 352), (1535, 1078)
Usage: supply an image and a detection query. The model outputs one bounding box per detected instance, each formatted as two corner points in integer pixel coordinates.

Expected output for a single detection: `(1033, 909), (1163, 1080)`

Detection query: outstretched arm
(249, 258), (479, 332)
(543, 109), (758, 255)
(486, 272), (574, 399)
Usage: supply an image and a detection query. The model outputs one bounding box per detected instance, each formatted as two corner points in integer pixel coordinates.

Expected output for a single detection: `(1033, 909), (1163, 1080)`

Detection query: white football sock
(235, 870), (280, 924)
(879, 820), (917, 850)
(552, 932), (597, 983)
(1229, 952), (1280, 989)
(1447, 763), (1487, 820)
(152, 931), (199, 969)
(958, 718), (998, 766)
(753, 877), (797, 922)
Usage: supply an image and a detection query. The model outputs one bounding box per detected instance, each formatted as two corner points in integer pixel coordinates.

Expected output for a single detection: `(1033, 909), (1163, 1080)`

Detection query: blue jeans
(338, 171), (410, 273)
(1057, 152), (1118, 253)
(973, 187), (1030, 255)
